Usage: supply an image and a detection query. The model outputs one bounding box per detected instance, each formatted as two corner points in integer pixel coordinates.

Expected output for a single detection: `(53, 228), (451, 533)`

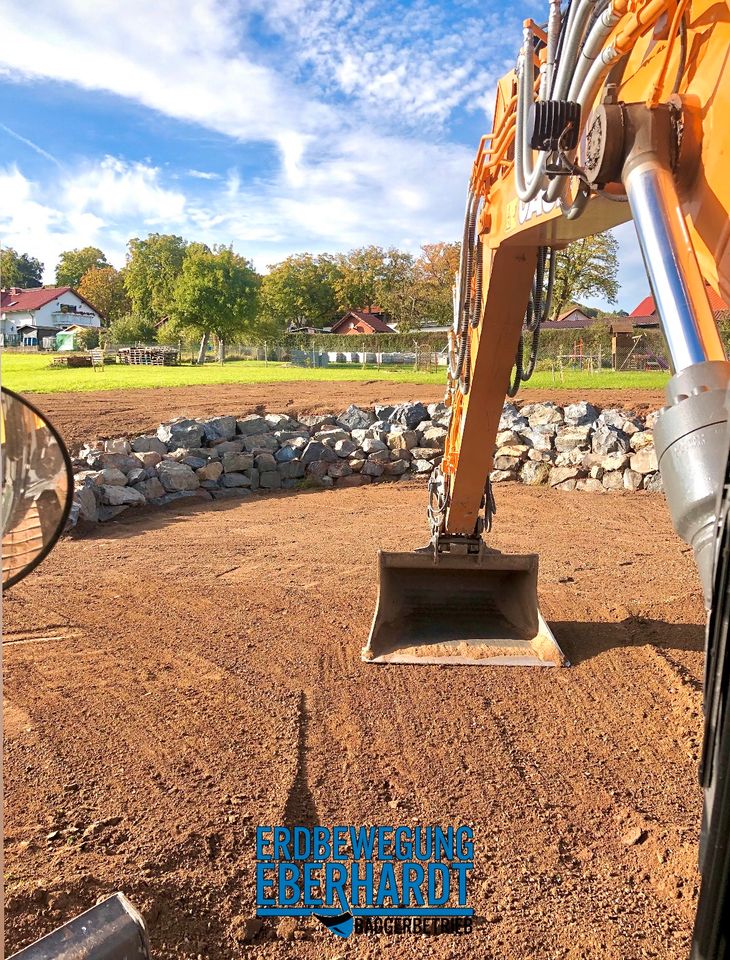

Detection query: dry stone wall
(68, 399), (662, 529)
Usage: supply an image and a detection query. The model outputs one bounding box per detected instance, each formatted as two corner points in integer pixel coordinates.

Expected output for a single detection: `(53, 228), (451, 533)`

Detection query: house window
(60, 304), (78, 313)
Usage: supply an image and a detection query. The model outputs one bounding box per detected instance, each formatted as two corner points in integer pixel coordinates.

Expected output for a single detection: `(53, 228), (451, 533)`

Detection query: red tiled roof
(631, 285), (728, 317)
(330, 310), (395, 334)
(0, 285), (104, 320)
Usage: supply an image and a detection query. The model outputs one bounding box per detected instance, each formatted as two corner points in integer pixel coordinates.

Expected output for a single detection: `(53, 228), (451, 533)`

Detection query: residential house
(630, 283), (729, 327)
(540, 306), (596, 330)
(330, 309), (395, 335)
(1, 286), (104, 347)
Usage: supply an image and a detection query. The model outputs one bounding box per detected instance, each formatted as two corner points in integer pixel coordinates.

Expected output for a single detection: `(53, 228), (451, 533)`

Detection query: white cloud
(187, 169), (221, 180)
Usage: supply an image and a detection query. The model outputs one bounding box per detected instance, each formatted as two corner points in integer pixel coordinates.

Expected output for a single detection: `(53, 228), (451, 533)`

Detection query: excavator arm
(366, 2), (730, 952)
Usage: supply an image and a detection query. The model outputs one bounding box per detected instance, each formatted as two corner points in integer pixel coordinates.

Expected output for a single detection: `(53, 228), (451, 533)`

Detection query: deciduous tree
(78, 266), (130, 325)
(55, 246), (108, 287)
(550, 233), (619, 320)
(124, 234), (187, 322)
(170, 245), (261, 363)
(260, 253), (340, 329)
(1, 247), (43, 288)
(414, 242), (461, 327)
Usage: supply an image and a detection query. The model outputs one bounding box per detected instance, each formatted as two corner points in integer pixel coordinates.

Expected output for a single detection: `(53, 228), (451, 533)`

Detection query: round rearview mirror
(2, 388), (73, 589)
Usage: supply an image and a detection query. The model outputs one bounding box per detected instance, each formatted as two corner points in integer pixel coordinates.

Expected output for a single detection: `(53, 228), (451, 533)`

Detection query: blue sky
(0, 0), (645, 310)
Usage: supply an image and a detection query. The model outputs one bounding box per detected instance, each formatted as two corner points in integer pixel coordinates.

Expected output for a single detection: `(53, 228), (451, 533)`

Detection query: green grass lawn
(2, 352), (671, 394)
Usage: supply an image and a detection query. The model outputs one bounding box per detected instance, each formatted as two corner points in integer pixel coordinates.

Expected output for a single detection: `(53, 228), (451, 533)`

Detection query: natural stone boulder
(104, 438), (132, 455)
(259, 471), (282, 489)
(592, 425), (630, 456)
(563, 401), (599, 427)
(602, 470), (625, 490)
(99, 467), (127, 486)
(630, 430), (654, 451)
(521, 461), (550, 486)
(73, 486), (98, 523)
(387, 430), (418, 452)
(411, 459), (435, 473)
(101, 485), (146, 506)
(555, 426), (592, 452)
(334, 438), (357, 458)
(630, 447), (658, 474)
(644, 472), (663, 492)
(548, 466), (581, 487)
(278, 460), (305, 480)
(339, 404), (375, 430)
(337, 474), (372, 487)
(255, 452), (277, 473)
(623, 469), (643, 491)
(575, 478), (604, 492)
(526, 403), (563, 427)
(131, 435), (168, 455)
(242, 433), (279, 454)
(157, 461), (199, 492)
(328, 460), (352, 478)
(419, 426), (448, 449)
(362, 438), (388, 454)
(301, 440), (337, 464)
(220, 472), (252, 488)
(222, 451), (254, 473)
(390, 401), (429, 430)
(204, 416), (237, 441)
(98, 452), (140, 473)
(306, 460), (330, 479)
(490, 469), (516, 483)
(127, 467), (147, 485)
(362, 461), (385, 477)
(157, 419), (204, 450)
(197, 461), (223, 482)
(494, 455), (521, 471)
(523, 428), (553, 452)
(134, 451), (163, 469)
(383, 458), (409, 476)
(133, 477), (166, 500)
(274, 445), (299, 463)
(236, 415), (270, 436)
(411, 447), (442, 462)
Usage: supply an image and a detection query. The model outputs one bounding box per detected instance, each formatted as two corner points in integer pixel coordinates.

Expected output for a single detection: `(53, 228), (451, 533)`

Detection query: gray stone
(132, 477), (166, 500)
(630, 447), (658, 474)
(197, 461), (224, 482)
(104, 437), (132, 455)
(242, 433), (279, 454)
(563, 401), (600, 427)
(183, 456), (207, 470)
(410, 447), (442, 462)
(220, 472), (252, 488)
(236, 415), (271, 436)
(298, 414), (337, 432)
(411, 459), (434, 474)
(157, 418), (204, 450)
(361, 437), (388, 454)
(521, 461), (550, 486)
(127, 467), (147, 485)
(630, 430), (654, 451)
(73, 486), (98, 523)
(624, 469), (643, 491)
(589, 465), (604, 480)
(278, 460), (305, 480)
(315, 428), (351, 444)
(390, 401), (429, 430)
(493, 455), (521, 472)
(523, 429), (553, 452)
(301, 440), (337, 464)
(375, 404), (396, 420)
(387, 430), (418, 452)
(339, 404), (375, 430)
(101, 485), (146, 506)
(212, 440), (245, 455)
(223, 451), (254, 474)
(259, 471), (282, 489)
(349, 458), (365, 472)
(583, 452), (629, 472)
(527, 403), (563, 427)
(255, 452), (278, 473)
(265, 413), (301, 432)
(419, 426), (448, 449)
(592, 425), (630, 456)
(602, 470), (625, 490)
(496, 444), (529, 460)
(248, 468), (260, 490)
(490, 469), (516, 483)
(98, 505), (130, 521)
(549, 466), (581, 487)
(99, 467), (127, 486)
(555, 448), (586, 467)
(204, 415), (237, 441)
(598, 408), (627, 429)
(134, 450), (163, 469)
(383, 458), (409, 476)
(645, 410), (661, 429)
(156, 460), (200, 492)
(496, 429), (522, 447)
(527, 449), (555, 463)
(334, 438), (358, 458)
(98, 452), (140, 473)
(131, 435), (168, 455)
(367, 448), (391, 463)
(274, 445), (299, 463)
(275, 429), (310, 443)
(575, 478), (604, 493)
(362, 460), (385, 477)
(554, 425), (592, 452)
(328, 460), (353, 478)
(644, 471), (663, 493)
(306, 460), (330, 479)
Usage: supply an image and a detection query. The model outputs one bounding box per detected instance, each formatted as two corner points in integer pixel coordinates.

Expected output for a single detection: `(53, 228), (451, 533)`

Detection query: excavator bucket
(363, 550), (567, 666)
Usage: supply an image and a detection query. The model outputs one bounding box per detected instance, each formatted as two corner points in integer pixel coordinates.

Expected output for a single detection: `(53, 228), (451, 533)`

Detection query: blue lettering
(279, 863), (301, 906)
(350, 826), (376, 860)
(256, 826), (272, 860)
(256, 863), (276, 906)
(302, 862), (323, 906)
(350, 860), (374, 906)
(325, 862), (348, 908)
(402, 862), (425, 906)
(272, 826), (291, 861)
(332, 825), (348, 860)
(376, 862), (400, 907)
(395, 826), (412, 860)
(293, 826), (311, 860)
(313, 826), (330, 860)
(427, 863), (450, 905)
(377, 826), (394, 860)
(451, 861), (472, 905)
(456, 826), (474, 860)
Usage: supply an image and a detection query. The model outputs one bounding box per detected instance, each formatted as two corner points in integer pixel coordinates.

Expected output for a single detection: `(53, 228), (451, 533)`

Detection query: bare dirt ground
(4, 480), (705, 959)
(27, 383), (666, 452)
